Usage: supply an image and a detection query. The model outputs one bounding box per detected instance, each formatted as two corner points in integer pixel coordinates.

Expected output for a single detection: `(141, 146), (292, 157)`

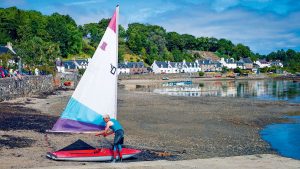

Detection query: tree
(0, 53), (13, 67)
(16, 37), (61, 67)
(233, 43), (253, 60)
(217, 38), (234, 57)
(46, 13), (82, 57)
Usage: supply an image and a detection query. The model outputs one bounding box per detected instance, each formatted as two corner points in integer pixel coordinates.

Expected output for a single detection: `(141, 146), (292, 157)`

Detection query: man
(96, 114), (124, 162)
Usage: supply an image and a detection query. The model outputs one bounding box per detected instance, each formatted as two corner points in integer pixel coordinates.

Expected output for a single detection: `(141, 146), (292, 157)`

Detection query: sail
(51, 6), (119, 133)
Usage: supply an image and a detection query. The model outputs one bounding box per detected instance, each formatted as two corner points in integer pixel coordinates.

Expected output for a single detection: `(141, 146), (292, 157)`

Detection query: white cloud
(153, 7), (300, 54)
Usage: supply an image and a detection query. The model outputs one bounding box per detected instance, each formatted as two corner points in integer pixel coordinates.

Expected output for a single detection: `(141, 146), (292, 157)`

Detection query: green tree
(233, 43), (253, 60)
(46, 13), (82, 57)
(16, 37), (61, 67)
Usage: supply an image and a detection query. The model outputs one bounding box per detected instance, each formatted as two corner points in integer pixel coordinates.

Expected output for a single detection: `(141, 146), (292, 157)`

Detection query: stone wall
(0, 75), (54, 101)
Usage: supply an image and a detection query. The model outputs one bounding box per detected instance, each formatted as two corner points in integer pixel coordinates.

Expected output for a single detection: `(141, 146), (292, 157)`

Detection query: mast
(115, 5), (119, 119)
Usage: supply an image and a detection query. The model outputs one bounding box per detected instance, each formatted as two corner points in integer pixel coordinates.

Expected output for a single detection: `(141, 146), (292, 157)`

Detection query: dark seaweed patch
(0, 135), (35, 149)
(0, 103), (57, 133)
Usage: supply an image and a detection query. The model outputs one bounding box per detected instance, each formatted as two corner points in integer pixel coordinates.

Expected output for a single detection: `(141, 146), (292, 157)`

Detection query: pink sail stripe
(108, 10), (117, 33)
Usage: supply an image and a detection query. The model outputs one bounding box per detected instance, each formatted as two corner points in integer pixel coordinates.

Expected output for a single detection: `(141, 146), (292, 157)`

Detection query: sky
(1, 0), (300, 55)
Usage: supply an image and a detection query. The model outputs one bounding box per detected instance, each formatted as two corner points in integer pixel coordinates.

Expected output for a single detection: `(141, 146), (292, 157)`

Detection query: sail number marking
(110, 64), (117, 75)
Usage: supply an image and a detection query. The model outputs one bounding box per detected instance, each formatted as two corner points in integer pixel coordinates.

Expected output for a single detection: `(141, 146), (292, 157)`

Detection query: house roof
(0, 46), (16, 55)
(127, 62), (144, 68)
(75, 59), (89, 66)
(118, 63), (128, 68)
(240, 57), (253, 64)
(198, 59), (214, 65)
(119, 62), (145, 68)
(63, 61), (76, 69)
(259, 59), (269, 64)
(225, 58), (235, 64)
(154, 61), (168, 68)
(186, 62), (197, 67)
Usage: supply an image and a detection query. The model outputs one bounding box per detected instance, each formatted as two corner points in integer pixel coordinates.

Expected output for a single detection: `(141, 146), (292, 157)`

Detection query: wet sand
(0, 79), (300, 168)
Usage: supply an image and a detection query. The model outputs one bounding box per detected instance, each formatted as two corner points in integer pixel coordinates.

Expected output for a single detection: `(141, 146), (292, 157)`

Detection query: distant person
(0, 66), (5, 78)
(3, 67), (9, 77)
(9, 69), (14, 76)
(34, 68), (39, 75)
(95, 114), (124, 162)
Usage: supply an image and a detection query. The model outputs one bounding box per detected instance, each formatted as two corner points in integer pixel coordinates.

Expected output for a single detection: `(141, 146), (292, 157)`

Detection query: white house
(270, 60), (283, 67)
(219, 58), (237, 69)
(118, 63), (130, 74)
(151, 61), (169, 74)
(255, 59), (271, 68)
(151, 60), (201, 74)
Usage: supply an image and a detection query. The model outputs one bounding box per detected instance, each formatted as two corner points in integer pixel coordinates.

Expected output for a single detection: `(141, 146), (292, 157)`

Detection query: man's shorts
(114, 129), (124, 145)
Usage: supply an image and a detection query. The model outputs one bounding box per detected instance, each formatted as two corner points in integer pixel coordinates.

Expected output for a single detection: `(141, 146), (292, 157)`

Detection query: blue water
(153, 80), (300, 103)
(260, 116), (300, 160)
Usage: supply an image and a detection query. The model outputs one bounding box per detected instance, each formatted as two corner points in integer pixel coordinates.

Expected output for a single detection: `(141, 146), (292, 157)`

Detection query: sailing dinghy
(46, 5), (141, 162)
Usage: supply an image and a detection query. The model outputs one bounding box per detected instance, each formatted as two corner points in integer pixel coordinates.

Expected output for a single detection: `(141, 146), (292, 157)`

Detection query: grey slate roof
(154, 61), (168, 68)
(259, 59), (268, 64)
(240, 57), (253, 64)
(118, 62), (145, 68)
(0, 46), (16, 55)
(63, 61), (76, 69)
(225, 58), (235, 64)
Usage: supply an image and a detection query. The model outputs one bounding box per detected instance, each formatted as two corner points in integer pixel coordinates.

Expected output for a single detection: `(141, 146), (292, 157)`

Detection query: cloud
(153, 5), (300, 54)
(0, 0), (299, 54)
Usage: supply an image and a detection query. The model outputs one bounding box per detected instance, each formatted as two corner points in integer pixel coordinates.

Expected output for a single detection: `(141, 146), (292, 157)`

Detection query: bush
(198, 71), (205, 77)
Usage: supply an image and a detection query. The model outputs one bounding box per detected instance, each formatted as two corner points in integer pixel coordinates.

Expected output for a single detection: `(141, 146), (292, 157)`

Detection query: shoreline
(0, 83), (300, 168)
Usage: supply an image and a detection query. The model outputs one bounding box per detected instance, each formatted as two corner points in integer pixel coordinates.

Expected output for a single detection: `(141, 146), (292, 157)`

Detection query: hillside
(0, 7), (300, 73)
(189, 51), (220, 61)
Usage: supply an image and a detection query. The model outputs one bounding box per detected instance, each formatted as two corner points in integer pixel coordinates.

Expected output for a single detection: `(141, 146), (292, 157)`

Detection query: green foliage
(78, 68), (86, 75)
(0, 53), (13, 67)
(198, 71), (205, 77)
(267, 49), (300, 73)
(36, 65), (56, 75)
(16, 36), (61, 66)
(234, 67), (242, 74)
(1, 6), (300, 72)
(232, 43), (253, 61)
(221, 67), (229, 73)
(46, 13), (82, 57)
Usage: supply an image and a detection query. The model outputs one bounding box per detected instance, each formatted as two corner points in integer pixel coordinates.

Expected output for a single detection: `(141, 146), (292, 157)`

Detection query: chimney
(6, 42), (13, 50)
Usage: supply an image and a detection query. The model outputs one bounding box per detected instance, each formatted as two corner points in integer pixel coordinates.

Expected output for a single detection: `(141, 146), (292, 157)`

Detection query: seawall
(0, 75), (54, 101)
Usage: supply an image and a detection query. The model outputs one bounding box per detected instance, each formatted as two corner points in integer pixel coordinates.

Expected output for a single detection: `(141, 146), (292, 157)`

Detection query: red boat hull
(47, 148), (141, 161)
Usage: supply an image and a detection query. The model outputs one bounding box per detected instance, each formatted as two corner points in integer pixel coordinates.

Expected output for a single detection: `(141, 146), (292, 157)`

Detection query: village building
(151, 61), (169, 74)
(152, 60), (201, 74)
(118, 61), (147, 75)
(270, 60), (283, 67)
(219, 58), (237, 69)
(255, 59), (271, 68)
(196, 59), (222, 72)
(237, 57), (253, 70)
(62, 59), (89, 72)
(0, 42), (18, 66)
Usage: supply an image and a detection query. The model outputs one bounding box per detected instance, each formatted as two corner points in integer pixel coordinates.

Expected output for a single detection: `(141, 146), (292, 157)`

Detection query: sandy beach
(0, 79), (300, 168)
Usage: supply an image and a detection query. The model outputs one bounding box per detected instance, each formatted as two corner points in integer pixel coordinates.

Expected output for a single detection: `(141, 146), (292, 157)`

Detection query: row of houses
(57, 57), (283, 74)
(220, 58), (283, 70)
(151, 60), (222, 74)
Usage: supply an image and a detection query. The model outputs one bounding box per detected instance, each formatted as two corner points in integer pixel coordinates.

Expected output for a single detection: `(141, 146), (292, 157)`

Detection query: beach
(0, 79), (300, 168)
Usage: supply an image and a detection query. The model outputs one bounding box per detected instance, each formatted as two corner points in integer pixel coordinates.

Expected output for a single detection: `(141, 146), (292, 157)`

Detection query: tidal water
(152, 79), (300, 159)
(153, 80), (300, 103)
(260, 116), (300, 160)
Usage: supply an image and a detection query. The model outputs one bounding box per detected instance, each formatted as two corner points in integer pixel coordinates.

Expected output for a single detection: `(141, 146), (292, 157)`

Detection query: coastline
(0, 79), (300, 168)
